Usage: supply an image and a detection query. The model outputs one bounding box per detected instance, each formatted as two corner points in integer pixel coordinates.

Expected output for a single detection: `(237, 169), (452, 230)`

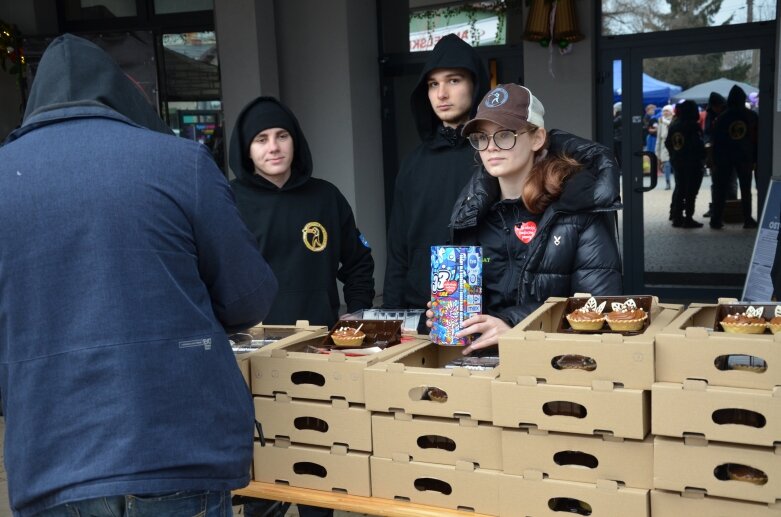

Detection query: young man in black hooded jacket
(229, 97), (374, 517)
(229, 97), (375, 330)
(383, 34), (489, 313)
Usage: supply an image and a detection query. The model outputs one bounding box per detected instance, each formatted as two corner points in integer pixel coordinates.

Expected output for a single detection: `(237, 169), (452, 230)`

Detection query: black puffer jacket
(450, 130), (623, 326)
(382, 34), (490, 310)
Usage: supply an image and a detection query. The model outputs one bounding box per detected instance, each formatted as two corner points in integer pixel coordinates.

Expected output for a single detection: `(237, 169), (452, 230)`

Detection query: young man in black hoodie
(229, 97), (374, 517)
(229, 97), (375, 331)
(710, 85), (759, 229)
(383, 34), (489, 314)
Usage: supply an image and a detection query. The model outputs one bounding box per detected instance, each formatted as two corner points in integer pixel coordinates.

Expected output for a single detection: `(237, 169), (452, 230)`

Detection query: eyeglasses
(467, 129), (530, 151)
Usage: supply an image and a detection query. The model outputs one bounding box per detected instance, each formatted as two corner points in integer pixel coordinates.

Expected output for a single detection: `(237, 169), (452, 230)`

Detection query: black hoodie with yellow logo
(229, 97), (374, 328)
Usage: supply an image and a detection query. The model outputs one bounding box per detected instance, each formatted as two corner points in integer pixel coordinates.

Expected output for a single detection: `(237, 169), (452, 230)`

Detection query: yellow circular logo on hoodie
(302, 222), (327, 252)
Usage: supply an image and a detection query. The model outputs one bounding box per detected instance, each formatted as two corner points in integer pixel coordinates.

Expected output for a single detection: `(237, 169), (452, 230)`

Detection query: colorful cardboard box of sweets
(429, 245), (482, 346)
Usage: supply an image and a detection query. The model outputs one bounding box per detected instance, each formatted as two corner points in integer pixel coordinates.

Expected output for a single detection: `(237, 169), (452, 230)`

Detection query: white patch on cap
(485, 87), (509, 108)
(527, 92), (545, 129)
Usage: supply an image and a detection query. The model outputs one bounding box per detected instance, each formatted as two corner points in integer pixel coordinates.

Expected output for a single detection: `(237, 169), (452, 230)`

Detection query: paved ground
(621, 174), (757, 275)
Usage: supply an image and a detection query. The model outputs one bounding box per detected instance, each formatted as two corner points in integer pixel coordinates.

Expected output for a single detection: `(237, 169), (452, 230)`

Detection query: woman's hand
(456, 314), (510, 355)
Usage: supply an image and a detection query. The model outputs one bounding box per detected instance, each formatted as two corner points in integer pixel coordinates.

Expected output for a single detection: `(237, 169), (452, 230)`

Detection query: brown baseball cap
(462, 83), (545, 135)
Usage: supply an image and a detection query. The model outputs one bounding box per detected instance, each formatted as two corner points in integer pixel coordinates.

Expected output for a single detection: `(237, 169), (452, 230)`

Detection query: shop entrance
(598, 22), (775, 301)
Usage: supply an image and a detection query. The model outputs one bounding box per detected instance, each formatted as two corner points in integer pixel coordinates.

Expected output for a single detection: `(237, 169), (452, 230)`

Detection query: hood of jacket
(675, 100), (700, 122)
(411, 34), (489, 142)
(727, 85), (747, 109)
(21, 33), (172, 135)
(228, 96), (313, 191)
(451, 129), (621, 232)
(707, 91), (726, 112)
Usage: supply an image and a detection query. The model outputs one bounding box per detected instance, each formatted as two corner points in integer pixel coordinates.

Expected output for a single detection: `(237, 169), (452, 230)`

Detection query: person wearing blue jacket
(0, 34), (278, 517)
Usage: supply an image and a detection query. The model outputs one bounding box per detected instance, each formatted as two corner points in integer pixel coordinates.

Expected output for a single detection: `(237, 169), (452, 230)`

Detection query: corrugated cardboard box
(499, 472), (649, 517)
(370, 456), (501, 515)
(233, 321), (327, 387)
(254, 394), (372, 451)
(364, 341), (498, 421)
(501, 428), (653, 488)
(491, 378), (650, 440)
(251, 336), (424, 403)
(654, 436), (781, 504)
(653, 381), (781, 447)
(372, 412), (502, 470)
(656, 302), (781, 390)
(498, 296), (683, 389)
(253, 439), (370, 496)
(651, 489), (781, 516)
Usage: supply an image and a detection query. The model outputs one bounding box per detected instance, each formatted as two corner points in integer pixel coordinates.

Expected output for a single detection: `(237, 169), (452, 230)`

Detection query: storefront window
(162, 32), (223, 168)
(62, 0), (137, 20)
(602, 0), (776, 36)
(154, 0), (213, 15)
(409, 0), (509, 52)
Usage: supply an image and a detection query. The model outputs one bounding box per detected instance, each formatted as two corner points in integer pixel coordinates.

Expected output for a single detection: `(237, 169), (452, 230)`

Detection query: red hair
(521, 134), (581, 213)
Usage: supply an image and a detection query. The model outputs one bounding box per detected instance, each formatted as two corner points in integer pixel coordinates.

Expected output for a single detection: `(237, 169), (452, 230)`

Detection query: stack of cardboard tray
(231, 321), (328, 479)
(249, 321), (424, 497)
(494, 295), (683, 516)
(364, 341), (503, 515)
(652, 300), (781, 516)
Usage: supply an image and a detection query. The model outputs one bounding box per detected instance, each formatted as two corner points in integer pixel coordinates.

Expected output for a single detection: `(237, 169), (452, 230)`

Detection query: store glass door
(601, 26), (774, 301)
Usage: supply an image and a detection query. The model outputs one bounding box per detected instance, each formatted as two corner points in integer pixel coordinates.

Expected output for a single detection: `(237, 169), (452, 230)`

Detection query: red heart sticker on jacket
(515, 221), (537, 244)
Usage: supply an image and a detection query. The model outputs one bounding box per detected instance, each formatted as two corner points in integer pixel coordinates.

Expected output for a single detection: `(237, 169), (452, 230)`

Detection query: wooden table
(234, 481), (493, 517)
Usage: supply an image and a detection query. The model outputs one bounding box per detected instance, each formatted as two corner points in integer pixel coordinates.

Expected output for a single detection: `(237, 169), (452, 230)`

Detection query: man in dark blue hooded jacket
(383, 34), (489, 314)
(0, 34), (278, 517)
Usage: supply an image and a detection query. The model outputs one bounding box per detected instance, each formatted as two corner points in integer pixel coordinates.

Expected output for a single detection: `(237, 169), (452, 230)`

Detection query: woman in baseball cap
(428, 83), (623, 354)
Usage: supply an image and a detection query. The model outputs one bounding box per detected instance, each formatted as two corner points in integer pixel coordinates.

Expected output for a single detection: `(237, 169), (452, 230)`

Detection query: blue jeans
(35, 491), (232, 517)
(662, 161), (673, 186)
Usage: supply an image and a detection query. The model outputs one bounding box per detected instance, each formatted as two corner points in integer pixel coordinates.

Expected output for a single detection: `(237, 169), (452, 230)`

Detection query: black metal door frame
(597, 22), (776, 301)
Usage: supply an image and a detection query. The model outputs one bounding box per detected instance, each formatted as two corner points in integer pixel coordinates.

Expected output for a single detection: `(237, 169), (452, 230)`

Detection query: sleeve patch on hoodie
(359, 233), (371, 249)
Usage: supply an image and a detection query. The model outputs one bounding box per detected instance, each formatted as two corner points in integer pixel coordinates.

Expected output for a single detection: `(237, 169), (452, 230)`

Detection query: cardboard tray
(651, 489), (781, 516)
(499, 296), (684, 390)
(655, 302), (781, 390)
(714, 302), (781, 334)
(556, 295), (654, 336)
(319, 319), (402, 349)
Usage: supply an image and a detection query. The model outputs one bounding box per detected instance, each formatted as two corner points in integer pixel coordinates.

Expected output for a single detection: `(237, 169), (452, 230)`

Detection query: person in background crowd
(655, 104), (675, 191)
(0, 34), (278, 517)
(710, 85), (759, 230)
(428, 84), (622, 353)
(702, 92), (736, 218)
(666, 100), (706, 228)
(643, 103), (658, 152)
(383, 34), (489, 321)
(229, 96), (375, 517)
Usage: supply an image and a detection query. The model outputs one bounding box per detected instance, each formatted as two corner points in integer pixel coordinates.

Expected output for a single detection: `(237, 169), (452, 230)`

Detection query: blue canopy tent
(613, 61), (683, 107)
